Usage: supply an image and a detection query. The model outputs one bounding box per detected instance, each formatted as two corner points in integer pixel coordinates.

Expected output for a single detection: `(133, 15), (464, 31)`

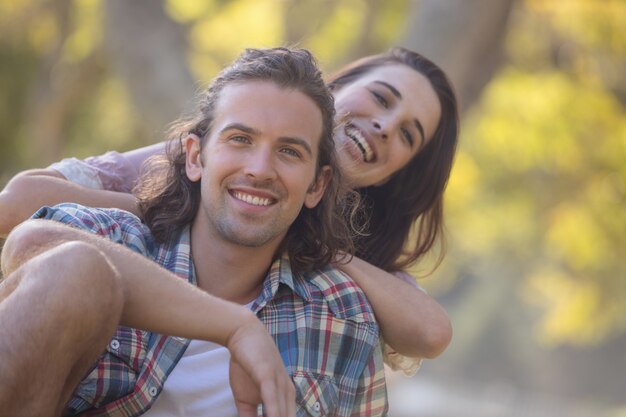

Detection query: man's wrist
(224, 306), (260, 350)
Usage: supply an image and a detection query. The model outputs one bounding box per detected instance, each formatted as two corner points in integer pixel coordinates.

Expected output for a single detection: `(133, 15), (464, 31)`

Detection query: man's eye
(372, 91), (389, 108)
(230, 135), (250, 144)
(280, 148), (301, 158)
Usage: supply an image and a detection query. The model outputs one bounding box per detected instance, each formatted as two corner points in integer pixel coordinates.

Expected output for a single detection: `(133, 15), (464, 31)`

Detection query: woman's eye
(372, 91), (388, 108)
(401, 128), (414, 147)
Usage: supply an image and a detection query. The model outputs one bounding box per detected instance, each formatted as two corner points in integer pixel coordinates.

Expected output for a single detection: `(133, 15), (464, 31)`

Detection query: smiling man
(0, 47), (387, 416)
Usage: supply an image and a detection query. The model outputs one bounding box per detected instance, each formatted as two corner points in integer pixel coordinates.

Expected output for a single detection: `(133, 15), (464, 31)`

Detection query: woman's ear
(304, 165), (332, 209)
(184, 134), (203, 182)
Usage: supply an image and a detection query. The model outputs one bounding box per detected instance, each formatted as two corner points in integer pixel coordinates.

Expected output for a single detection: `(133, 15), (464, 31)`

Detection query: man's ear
(304, 165), (332, 209)
(184, 134), (203, 182)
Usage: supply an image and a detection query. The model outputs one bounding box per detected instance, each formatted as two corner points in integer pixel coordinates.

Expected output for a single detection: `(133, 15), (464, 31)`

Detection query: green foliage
(1, 0), (624, 351)
(432, 0), (626, 347)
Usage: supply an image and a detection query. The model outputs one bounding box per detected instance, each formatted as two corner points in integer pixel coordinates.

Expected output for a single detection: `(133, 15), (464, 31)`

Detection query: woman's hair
(135, 47), (358, 275)
(327, 47), (459, 273)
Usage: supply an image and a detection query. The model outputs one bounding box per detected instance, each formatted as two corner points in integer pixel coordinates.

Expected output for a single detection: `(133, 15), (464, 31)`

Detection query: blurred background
(1, 0), (625, 415)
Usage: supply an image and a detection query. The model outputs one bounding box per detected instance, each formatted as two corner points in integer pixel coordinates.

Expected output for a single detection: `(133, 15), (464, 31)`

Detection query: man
(0, 47), (387, 416)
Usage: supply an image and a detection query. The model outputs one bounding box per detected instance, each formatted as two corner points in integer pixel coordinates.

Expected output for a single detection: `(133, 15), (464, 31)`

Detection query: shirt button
(313, 401), (321, 411)
(109, 339), (120, 350)
(149, 386), (158, 397)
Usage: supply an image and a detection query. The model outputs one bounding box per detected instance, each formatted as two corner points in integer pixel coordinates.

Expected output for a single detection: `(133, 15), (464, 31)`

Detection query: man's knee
(1, 219), (61, 275)
(3, 227), (125, 318)
(0, 241), (123, 414)
(39, 240), (125, 315)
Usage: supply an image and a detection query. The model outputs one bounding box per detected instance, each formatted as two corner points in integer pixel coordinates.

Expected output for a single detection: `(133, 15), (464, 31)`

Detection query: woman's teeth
(345, 126), (374, 162)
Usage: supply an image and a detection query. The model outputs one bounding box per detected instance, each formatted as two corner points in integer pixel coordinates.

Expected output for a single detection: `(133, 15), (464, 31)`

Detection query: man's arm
(1, 219), (295, 417)
(0, 169), (139, 237)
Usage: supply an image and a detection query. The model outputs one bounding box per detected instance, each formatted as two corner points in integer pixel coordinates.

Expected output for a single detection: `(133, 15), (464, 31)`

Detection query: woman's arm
(0, 169), (139, 237)
(121, 142), (166, 169)
(51, 142), (166, 193)
(0, 143), (166, 237)
(337, 255), (452, 359)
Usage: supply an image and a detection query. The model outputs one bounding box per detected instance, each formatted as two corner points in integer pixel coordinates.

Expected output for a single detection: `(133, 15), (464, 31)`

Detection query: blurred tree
(402, 0), (516, 112)
(421, 0), (626, 405)
(1, 0), (625, 407)
(102, 0), (196, 135)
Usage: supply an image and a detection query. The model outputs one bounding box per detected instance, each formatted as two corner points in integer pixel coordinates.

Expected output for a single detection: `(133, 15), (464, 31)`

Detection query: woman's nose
(373, 120), (389, 141)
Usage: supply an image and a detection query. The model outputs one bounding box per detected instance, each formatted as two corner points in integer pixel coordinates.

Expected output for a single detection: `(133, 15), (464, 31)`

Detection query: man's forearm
(3, 219), (249, 346)
(1, 218), (296, 417)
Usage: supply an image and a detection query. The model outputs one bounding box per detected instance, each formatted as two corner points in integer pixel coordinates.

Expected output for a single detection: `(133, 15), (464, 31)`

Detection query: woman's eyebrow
(374, 80), (426, 146)
(414, 120), (425, 147)
(373, 80), (402, 99)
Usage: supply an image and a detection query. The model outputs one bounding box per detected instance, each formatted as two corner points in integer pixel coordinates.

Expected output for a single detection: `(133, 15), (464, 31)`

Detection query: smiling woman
(331, 63), (442, 189)
(0, 47), (458, 375)
(328, 47), (459, 274)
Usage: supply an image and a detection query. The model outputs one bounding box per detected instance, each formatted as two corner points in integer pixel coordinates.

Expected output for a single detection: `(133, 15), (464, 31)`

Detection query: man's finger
(235, 402), (258, 417)
(261, 376), (295, 417)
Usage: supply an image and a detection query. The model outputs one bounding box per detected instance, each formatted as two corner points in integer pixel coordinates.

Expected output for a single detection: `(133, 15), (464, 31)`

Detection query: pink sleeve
(392, 270), (427, 293)
(49, 151), (139, 193)
(83, 151), (139, 192)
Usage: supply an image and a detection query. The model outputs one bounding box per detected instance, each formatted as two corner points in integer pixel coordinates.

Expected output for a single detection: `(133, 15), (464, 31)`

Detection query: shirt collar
(251, 253), (312, 313)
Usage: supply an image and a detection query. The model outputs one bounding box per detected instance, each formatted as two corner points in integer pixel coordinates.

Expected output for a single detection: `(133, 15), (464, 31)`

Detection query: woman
(0, 47), (458, 374)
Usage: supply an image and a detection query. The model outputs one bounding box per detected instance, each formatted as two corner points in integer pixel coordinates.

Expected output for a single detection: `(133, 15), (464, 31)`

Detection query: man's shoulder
(34, 202), (143, 226)
(33, 203), (155, 254)
(299, 264), (377, 324)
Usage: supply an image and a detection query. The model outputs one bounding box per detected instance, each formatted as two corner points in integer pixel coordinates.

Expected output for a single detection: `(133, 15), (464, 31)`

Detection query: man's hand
(227, 313), (295, 417)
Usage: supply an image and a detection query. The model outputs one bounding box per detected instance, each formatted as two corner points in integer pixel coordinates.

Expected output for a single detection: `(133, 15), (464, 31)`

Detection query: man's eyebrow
(374, 80), (402, 99)
(219, 123), (260, 136)
(279, 136), (313, 157)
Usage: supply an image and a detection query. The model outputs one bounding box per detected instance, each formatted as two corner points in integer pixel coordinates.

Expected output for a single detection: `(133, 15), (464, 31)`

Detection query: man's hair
(135, 47), (357, 275)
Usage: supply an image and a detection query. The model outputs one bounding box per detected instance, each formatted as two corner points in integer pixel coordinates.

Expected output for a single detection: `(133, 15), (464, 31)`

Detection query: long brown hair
(135, 47), (358, 275)
(328, 47), (459, 273)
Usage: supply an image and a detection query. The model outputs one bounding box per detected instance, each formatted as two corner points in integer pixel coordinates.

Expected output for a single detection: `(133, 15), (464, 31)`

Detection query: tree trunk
(102, 0), (196, 140)
(401, 0), (516, 112)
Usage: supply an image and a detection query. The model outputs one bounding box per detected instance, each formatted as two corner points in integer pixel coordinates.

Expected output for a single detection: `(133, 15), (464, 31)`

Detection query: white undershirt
(146, 339), (236, 417)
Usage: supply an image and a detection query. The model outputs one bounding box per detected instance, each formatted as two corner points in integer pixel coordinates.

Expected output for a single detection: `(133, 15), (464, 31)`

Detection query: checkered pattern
(34, 203), (388, 416)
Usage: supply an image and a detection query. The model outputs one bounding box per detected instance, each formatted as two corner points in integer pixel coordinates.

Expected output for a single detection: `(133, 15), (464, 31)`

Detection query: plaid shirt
(34, 204), (388, 417)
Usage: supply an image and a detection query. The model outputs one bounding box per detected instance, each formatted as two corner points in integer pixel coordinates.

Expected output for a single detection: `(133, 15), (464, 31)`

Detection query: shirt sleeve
(31, 203), (153, 257)
(48, 151), (140, 193)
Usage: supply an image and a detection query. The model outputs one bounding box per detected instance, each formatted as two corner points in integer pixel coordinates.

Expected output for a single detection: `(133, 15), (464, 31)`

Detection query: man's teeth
(233, 191), (272, 206)
(345, 126), (374, 162)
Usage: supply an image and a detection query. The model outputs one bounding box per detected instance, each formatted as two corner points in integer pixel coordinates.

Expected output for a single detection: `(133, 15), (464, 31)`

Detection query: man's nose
(243, 148), (278, 181)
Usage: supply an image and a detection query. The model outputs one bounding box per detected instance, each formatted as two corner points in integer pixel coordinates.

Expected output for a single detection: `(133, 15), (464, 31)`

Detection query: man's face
(186, 81), (330, 249)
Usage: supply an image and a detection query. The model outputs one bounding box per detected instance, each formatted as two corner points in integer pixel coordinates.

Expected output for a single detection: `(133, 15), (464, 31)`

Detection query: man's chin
(220, 229), (279, 248)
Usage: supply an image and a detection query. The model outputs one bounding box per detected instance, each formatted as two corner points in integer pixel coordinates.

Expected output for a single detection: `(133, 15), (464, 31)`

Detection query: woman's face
(332, 63), (442, 188)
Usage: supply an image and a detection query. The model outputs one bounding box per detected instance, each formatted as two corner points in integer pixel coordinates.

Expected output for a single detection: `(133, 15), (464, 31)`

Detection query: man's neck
(189, 219), (282, 305)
